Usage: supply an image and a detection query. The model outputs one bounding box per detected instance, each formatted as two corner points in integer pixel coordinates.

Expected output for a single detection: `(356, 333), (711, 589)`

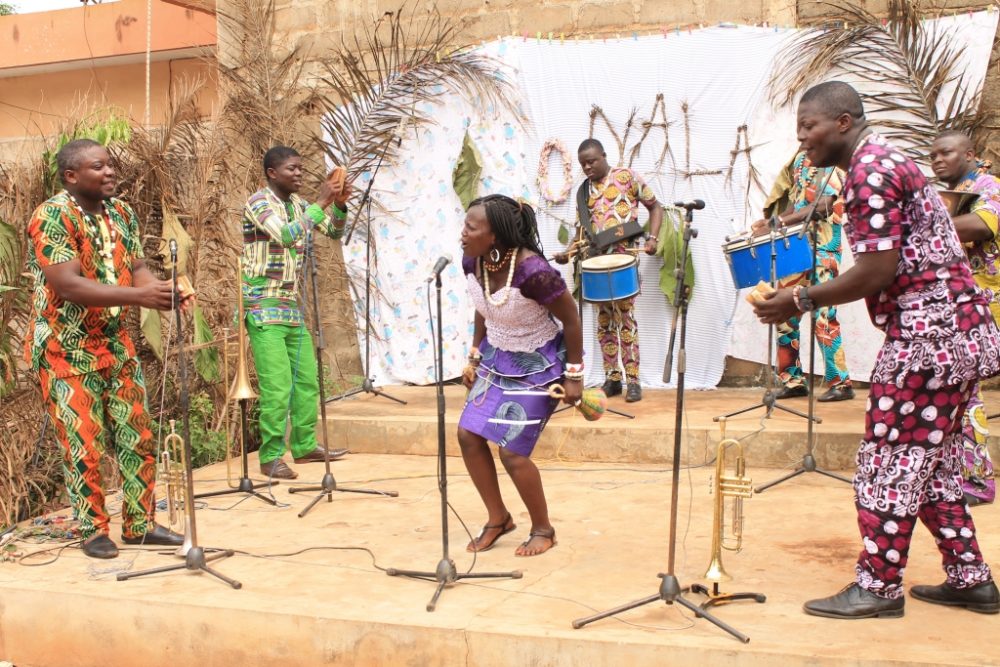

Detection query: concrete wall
(268, 0), (798, 61)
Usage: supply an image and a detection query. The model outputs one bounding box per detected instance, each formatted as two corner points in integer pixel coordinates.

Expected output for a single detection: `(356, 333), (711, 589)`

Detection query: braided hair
(469, 194), (544, 257)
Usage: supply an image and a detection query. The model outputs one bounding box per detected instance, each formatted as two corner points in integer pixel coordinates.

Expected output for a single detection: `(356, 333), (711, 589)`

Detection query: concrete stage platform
(2, 387), (999, 667)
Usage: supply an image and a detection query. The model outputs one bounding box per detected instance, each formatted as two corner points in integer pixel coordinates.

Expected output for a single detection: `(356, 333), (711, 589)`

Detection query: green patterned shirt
(240, 187), (346, 326)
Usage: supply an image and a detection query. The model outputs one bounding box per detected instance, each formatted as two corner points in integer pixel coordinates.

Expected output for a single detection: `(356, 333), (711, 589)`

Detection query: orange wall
(0, 57), (218, 142)
(2, 0), (216, 70)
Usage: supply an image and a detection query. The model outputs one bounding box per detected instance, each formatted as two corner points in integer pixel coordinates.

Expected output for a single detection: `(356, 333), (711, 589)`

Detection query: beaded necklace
(483, 247), (515, 272)
(481, 247), (518, 307)
(67, 191), (117, 271)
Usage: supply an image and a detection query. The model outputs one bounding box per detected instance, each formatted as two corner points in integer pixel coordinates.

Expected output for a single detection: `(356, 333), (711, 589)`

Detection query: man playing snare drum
(750, 149), (854, 402)
(554, 139), (663, 403)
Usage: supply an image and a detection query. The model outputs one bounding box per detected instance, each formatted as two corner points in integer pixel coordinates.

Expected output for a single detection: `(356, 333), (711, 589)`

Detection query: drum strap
(576, 179), (643, 255)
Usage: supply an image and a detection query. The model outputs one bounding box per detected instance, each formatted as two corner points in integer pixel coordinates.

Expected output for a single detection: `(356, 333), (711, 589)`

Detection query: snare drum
(722, 223), (812, 290)
(580, 254), (640, 302)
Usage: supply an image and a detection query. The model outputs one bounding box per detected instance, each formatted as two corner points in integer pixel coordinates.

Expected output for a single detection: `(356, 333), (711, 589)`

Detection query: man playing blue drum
(750, 148), (855, 402)
(554, 139), (663, 403)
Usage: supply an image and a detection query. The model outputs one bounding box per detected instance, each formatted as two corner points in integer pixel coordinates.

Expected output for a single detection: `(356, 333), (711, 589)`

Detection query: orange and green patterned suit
(26, 192), (156, 540)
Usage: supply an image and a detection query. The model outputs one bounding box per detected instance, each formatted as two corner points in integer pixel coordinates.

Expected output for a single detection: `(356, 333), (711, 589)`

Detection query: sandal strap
(480, 511), (513, 532)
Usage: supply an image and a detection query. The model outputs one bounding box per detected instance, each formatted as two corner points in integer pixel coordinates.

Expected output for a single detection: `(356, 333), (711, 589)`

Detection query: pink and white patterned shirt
(842, 133), (1000, 386)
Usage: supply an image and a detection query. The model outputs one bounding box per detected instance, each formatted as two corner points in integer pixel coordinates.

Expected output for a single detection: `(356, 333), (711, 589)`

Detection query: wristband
(565, 362), (584, 374)
(564, 372), (585, 381)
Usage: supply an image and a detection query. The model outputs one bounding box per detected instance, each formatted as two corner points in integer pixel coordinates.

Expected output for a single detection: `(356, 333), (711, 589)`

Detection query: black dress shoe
(625, 383), (642, 402)
(601, 379), (622, 397)
(910, 580), (1000, 614)
(818, 385), (856, 402)
(260, 458), (299, 479)
(803, 583), (904, 619)
(964, 492), (987, 507)
(82, 534), (119, 559)
(122, 524), (184, 546)
(775, 384), (808, 399)
(293, 447), (348, 463)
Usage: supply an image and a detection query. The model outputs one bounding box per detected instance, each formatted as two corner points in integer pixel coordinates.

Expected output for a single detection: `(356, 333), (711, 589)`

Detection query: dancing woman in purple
(458, 195), (583, 557)
(754, 81), (999, 618)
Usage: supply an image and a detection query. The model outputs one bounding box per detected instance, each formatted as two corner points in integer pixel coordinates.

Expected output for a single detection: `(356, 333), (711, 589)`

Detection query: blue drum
(722, 223), (812, 289)
(581, 253), (640, 302)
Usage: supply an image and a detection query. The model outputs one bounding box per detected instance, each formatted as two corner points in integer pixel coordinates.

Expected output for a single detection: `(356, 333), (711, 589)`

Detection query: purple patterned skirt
(458, 333), (566, 457)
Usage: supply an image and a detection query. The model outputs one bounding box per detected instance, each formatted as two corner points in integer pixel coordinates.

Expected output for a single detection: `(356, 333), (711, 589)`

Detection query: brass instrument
(159, 419), (194, 557)
(704, 420), (753, 584)
(216, 267), (257, 489)
(938, 189), (979, 218)
(160, 419), (186, 529)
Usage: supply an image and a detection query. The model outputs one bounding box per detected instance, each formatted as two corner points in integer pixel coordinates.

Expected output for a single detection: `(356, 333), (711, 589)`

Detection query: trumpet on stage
(704, 422), (753, 583)
(159, 419), (194, 557)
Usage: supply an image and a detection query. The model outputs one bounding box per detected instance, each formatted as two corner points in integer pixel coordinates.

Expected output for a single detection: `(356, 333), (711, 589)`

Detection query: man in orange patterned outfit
(26, 139), (187, 559)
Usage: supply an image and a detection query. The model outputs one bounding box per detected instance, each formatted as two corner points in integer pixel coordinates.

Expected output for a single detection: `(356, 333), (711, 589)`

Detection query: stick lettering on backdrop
(726, 124), (766, 200)
(627, 93), (673, 172)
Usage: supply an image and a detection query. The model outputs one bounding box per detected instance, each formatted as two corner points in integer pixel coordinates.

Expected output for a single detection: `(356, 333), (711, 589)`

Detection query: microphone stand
(755, 192), (851, 492)
(386, 267), (521, 611)
(573, 202), (749, 643)
(326, 136), (406, 406)
(553, 225), (634, 420)
(288, 226), (398, 517)
(118, 241), (241, 588)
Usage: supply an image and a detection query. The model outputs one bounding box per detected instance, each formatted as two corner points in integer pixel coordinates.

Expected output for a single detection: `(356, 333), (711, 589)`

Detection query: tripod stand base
(571, 573), (749, 642)
(326, 378), (408, 405)
(387, 558), (522, 611)
(193, 475), (277, 505)
(116, 546), (241, 589)
(755, 453), (852, 493)
(553, 403), (635, 419)
(713, 390), (821, 424)
(689, 582), (766, 611)
(288, 472), (398, 518)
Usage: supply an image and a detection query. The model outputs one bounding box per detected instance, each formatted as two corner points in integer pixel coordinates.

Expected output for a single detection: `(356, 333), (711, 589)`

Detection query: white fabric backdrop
(335, 14), (997, 388)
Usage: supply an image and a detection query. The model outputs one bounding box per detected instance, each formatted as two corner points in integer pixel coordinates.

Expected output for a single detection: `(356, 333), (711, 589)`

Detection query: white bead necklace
(67, 192), (117, 264)
(481, 247), (518, 307)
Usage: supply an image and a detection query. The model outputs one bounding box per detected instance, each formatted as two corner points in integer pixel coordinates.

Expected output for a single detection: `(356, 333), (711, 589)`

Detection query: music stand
(118, 240), (241, 589)
(287, 227), (398, 517)
(326, 141), (406, 406)
(553, 225), (634, 420)
(386, 264), (521, 611)
(755, 196), (851, 492)
(572, 201), (750, 643)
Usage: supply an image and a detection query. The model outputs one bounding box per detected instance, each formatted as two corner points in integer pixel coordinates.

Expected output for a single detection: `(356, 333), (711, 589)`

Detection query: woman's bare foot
(466, 512), (516, 552)
(514, 527), (556, 556)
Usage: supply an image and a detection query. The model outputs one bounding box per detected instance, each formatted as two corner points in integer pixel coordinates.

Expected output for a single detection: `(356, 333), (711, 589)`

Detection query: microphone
(426, 254), (452, 282)
(169, 238), (178, 262)
(673, 199), (705, 210)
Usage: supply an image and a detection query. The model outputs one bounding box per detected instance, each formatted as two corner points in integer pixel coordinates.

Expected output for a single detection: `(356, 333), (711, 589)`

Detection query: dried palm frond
(314, 5), (520, 240)
(769, 0), (986, 163)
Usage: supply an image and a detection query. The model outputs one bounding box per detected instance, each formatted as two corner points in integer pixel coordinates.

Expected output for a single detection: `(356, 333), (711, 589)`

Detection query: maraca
(548, 383), (607, 421)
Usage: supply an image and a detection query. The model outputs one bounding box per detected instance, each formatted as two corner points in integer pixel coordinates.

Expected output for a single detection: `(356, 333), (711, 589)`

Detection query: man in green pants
(242, 146), (350, 479)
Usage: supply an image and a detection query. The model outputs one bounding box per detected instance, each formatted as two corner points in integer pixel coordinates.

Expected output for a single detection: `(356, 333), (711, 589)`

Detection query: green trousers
(245, 319), (320, 464)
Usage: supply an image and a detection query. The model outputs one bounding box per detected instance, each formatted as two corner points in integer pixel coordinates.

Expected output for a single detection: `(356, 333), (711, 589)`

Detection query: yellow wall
(0, 58), (217, 156)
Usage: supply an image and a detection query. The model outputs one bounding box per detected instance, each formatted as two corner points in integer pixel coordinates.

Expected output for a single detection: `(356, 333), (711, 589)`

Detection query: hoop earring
(489, 247), (501, 264)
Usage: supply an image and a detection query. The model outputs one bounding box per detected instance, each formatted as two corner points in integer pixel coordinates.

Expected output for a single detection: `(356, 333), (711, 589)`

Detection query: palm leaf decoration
(313, 6), (519, 242)
(769, 0), (987, 164)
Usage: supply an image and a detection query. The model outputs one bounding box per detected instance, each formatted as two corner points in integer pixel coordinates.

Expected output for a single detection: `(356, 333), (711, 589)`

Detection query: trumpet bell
(704, 553), (732, 583)
(938, 189), (979, 218)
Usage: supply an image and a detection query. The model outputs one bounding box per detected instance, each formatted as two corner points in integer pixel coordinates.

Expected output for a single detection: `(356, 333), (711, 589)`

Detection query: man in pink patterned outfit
(755, 81), (999, 619)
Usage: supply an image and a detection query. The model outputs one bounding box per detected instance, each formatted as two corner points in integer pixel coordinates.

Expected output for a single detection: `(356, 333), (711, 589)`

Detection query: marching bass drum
(580, 253), (640, 302)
